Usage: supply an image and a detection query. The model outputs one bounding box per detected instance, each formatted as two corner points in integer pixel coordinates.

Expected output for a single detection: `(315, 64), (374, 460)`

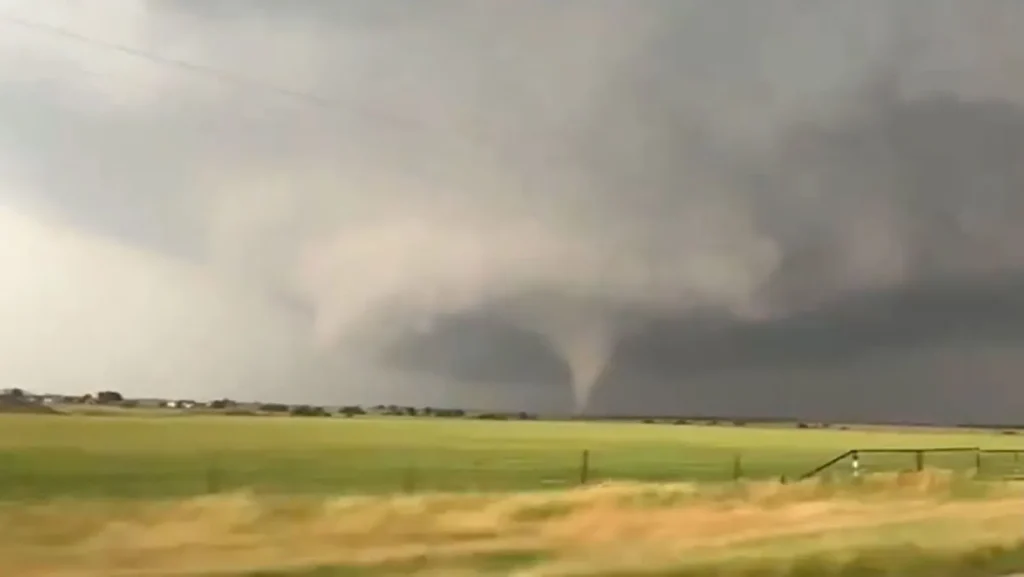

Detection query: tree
(339, 405), (365, 417)
(259, 403), (289, 413)
(290, 405), (328, 417)
(96, 391), (123, 404)
(432, 408), (466, 418)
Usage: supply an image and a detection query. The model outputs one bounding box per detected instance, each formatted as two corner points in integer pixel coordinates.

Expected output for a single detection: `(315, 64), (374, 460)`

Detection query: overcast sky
(1, 1), (1024, 422)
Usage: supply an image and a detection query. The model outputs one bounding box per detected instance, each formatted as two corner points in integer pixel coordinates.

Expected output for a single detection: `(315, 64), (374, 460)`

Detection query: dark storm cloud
(1, 1), (1024, 421)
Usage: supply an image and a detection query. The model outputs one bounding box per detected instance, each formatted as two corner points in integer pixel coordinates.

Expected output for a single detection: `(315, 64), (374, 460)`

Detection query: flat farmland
(1, 414), (1022, 499)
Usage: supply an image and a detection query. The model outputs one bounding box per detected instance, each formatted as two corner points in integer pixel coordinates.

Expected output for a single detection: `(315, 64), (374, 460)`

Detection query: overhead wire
(0, 8), (503, 181)
(0, 7), (577, 230)
(0, 10), (423, 128)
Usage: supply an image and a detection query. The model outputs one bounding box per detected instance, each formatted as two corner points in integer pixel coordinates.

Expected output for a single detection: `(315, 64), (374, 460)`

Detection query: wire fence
(0, 448), (730, 500)
(794, 447), (1024, 482)
(2, 445), (1023, 501)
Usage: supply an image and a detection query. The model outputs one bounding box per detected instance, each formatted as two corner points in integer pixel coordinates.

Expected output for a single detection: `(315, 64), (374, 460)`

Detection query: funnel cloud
(2, 1), (1024, 422)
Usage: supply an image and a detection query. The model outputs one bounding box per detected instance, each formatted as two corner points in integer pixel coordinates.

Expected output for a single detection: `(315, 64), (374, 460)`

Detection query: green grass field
(2, 414), (1024, 500)
(6, 414), (1024, 575)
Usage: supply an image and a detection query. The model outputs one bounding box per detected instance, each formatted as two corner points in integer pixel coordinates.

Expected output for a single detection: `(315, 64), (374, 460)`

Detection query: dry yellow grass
(2, 471), (1023, 576)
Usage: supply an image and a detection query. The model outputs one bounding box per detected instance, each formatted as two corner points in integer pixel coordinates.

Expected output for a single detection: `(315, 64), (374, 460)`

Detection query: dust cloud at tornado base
(1, 1), (1024, 421)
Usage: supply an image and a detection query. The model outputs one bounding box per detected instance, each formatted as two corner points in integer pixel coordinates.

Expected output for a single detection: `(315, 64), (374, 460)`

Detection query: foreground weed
(1, 473), (1021, 577)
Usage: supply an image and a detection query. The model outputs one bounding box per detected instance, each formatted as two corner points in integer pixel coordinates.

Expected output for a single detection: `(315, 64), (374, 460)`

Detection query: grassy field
(4, 414), (1024, 575)
(4, 473), (1024, 576)
(1, 413), (1023, 499)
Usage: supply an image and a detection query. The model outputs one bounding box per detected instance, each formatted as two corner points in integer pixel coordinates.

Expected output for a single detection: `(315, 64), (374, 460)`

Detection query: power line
(0, 10), (447, 136)
(0, 9), (512, 186)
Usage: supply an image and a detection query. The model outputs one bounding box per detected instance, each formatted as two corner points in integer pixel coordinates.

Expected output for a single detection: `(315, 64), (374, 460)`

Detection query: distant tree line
(257, 402), (538, 421)
(18, 389), (1008, 433)
(16, 391), (540, 421)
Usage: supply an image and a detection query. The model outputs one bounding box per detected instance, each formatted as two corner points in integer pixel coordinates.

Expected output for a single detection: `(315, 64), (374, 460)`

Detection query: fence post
(205, 459), (220, 494)
(915, 450), (924, 472)
(579, 450), (590, 485)
(974, 449), (982, 475)
(851, 450), (860, 478)
(732, 453), (743, 481)
(401, 466), (417, 493)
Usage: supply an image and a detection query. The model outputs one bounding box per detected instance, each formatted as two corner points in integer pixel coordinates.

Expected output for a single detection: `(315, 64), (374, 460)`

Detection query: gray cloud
(1, 1), (1024, 421)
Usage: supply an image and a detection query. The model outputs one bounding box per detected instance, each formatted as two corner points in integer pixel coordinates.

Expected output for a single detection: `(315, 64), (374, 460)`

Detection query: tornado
(544, 321), (615, 413)
(496, 295), (622, 413)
